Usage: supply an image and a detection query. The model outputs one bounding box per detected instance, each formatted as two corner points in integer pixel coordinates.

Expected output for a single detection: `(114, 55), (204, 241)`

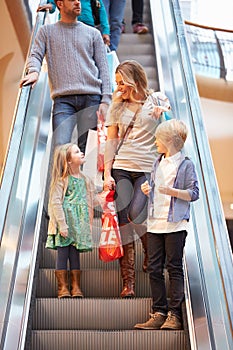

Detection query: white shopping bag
(83, 129), (103, 190)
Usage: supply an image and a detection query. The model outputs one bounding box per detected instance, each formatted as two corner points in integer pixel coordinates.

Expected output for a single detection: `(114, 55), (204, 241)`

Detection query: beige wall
(200, 97), (233, 218)
(0, 0), (31, 174)
(196, 75), (233, 103)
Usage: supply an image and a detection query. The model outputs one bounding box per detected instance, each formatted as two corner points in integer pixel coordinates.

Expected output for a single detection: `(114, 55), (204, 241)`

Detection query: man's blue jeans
(52, 94), (101, 153)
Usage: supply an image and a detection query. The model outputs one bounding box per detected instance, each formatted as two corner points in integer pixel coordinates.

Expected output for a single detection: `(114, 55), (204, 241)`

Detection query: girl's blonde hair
(155, 119), (188, 151)
(50, 143), (74, 194)
(109, 60), (152, 119)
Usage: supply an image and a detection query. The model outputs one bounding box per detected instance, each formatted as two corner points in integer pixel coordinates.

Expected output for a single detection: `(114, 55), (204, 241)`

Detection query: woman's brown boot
(119, 242), (135, 298)
(55, 270), (71, 298)
(70, 270), (84, 298)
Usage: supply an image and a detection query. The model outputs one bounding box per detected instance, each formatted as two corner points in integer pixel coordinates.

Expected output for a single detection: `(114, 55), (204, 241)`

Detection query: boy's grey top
(26, 21), (111, 103)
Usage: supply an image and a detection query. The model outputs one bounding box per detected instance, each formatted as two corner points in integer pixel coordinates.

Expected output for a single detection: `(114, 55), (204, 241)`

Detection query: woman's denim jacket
(149, 154), (199, 222)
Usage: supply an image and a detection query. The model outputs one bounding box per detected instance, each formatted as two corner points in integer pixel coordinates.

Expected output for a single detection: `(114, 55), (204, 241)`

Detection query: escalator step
(36, 269), (152, 298)
(32, 297), (152, 330)
(29, 329), (187, 350)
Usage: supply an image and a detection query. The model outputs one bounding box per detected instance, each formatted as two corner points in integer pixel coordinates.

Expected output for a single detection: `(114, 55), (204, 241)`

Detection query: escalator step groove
(30, 330), (187, 350)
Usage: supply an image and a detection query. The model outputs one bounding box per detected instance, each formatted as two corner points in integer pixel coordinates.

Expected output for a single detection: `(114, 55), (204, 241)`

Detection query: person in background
(103, 60), (170, 298)
(131, 0), (148, 33)
(37, 0), (110, 46)
(103, 0), (126, 51)
(46, 143), (99, 298)
(37, 1), (56, 13)
(122, 0), (148, 34)
(134, 119), (199, 330)
(21, 0), (111, 153)
(79, 0), (110, 45)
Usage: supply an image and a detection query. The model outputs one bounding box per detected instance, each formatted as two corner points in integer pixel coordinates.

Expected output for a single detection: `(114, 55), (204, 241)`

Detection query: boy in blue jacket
(134, 119), (199, 330)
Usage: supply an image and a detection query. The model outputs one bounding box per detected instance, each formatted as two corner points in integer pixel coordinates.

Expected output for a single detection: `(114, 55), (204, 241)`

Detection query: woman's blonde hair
(115, 60), (150, 100)
(155, 119), (188, 151)
(109, 60), (152, 119)
(50, 143), (74, 194)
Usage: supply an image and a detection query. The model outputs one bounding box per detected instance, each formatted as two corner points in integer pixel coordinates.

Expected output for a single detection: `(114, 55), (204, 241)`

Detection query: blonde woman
(104, 60), (170, 298)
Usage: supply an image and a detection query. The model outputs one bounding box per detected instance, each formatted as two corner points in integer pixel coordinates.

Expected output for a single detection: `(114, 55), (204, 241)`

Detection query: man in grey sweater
(20, 0), (111, 153)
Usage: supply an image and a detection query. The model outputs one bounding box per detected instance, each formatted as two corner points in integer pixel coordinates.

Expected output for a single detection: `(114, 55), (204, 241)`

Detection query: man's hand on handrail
(20, 72), (39, 89)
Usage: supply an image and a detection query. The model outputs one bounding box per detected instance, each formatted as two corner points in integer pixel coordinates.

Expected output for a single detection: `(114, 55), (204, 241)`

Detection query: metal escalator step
(29, 330), (187, 350)
(32, 298), (152, 330)
(118, 54), (156, 67)
(118, 33), (154, 45)
(118, 42), (155, 56)
(141, 66), (158, 77)
(36, 269), (151, 298)
(148, 79), (159, 91)
(40, 243), (145, 270)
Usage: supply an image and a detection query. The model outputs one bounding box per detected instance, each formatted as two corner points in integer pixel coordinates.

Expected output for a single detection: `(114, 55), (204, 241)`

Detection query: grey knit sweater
(27, 21), (111, 103)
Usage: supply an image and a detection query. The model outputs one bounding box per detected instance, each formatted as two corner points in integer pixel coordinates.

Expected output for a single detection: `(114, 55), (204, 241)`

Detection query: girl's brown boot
(55, 270), (71, 298)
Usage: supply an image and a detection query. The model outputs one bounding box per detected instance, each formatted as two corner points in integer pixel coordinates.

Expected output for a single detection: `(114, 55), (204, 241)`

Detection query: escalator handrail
(0, 3), (52, 349)
(0, 86), (31, 242)
(0, 5), (47, 244)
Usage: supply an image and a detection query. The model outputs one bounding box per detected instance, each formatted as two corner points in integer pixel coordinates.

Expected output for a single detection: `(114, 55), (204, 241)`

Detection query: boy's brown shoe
(160, 311), (182, 330)
(134, 312), (167, 330)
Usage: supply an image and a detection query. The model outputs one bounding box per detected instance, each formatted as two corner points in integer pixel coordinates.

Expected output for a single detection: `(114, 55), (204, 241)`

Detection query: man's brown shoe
(160, 311), (182, 330)
(134, 312), (167, 330)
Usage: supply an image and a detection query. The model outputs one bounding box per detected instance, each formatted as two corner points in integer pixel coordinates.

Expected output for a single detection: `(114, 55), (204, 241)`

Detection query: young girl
(46, 143), (97, 298)
(134, 119), (199, 330)
(103, 60), (170, 298)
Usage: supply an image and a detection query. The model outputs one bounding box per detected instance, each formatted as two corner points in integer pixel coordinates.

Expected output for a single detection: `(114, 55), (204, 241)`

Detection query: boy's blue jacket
(149, 154), (199, 222)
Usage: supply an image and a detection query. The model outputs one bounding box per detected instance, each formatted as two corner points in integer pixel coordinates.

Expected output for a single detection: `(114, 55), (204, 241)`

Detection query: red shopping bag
(97, 111), (107, 172)
(99, 190), (123, 262)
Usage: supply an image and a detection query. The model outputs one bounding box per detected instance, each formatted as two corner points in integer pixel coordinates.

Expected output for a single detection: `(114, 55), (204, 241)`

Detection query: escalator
(0, 0), (232, 349)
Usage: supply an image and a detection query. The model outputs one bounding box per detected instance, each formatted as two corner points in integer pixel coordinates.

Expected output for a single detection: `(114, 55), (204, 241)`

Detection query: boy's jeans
(147, 230), (187, 318)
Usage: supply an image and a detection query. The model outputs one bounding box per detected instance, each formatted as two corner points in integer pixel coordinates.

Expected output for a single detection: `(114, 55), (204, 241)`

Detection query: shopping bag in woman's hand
(97, 111), (107, 172)
(99, 190), (123, 262)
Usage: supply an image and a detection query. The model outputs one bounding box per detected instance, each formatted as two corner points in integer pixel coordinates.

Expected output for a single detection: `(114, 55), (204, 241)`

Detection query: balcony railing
(185, 20), (233, 81)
